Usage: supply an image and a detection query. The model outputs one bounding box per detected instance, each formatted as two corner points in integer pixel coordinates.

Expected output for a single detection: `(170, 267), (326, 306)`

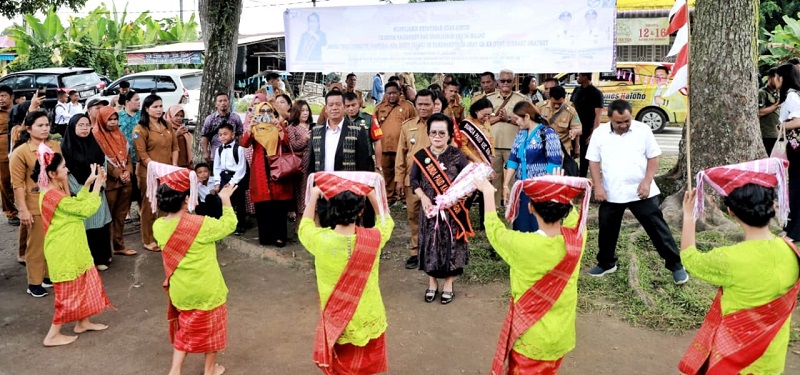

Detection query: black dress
(410, 146), (470, 278)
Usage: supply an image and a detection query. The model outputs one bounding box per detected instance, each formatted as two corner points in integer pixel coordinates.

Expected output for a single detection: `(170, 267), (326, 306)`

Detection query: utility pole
(179, 0), (184, 22)
(312, 0), (316, 7)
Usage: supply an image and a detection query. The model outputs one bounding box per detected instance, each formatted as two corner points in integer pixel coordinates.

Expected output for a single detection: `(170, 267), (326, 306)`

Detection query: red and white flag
(665, 0), (689, 97)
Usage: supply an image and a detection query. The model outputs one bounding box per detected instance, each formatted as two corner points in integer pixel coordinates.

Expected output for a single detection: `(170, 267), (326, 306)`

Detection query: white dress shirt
(55, 102), (71, 125)
(68, 102), (84, 116)
(586, 120), (661, 204)
(213, 141), (247, 186)
(198, 179), (213, 202)
(324, 118), (344, 172)
(780, 90), (800, 122)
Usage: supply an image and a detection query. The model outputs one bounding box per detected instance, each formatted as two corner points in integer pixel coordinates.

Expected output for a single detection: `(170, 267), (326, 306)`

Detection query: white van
(90, 69), (203, 125)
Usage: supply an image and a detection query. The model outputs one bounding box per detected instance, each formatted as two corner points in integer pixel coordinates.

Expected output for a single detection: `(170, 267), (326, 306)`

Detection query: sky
(0, 0), (409, 35)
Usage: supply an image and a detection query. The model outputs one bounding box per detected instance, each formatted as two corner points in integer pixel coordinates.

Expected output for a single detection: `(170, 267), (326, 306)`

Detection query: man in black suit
(308, 89), (375, 227)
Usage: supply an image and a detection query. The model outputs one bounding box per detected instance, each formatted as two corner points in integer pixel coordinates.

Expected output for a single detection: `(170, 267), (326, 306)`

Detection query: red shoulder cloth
(490, 227), (583, 375)
(40, 189), (66, 235)
(679, 238), (800, 375)
(161, 213), (205, 343)
(313, 226), (382, 374)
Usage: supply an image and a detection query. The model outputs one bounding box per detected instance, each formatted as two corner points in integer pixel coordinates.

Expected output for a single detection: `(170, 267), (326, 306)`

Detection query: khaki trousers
(492, 148), (511, 205)
(18, 221), (27, 258)
(382, 152), (398, 202)
(138, 174), (159, 246)
(106, 185), (133, 251)
(23, 216), (47, 285)
(405, 186), (420, 256)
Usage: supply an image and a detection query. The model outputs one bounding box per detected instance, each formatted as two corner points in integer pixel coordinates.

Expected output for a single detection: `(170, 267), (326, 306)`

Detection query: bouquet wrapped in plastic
(424, 162), (494, 218)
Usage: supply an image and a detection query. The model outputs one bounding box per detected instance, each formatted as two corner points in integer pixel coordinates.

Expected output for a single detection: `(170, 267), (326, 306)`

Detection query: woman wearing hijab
(61, 114), (114, 270)
(240, 102), (293, 247)
(94, 106), (137, 258)
(243, 93), (267, 216)
(164, 104), (192, 169)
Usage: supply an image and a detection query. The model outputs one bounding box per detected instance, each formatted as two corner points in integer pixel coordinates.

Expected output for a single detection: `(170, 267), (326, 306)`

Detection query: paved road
(655, 126), (682, 156)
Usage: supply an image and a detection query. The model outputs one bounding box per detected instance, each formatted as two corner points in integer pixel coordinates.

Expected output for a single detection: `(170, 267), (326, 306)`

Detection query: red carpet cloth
(173, 303), (228, 353)
(52, 267), (112, 325)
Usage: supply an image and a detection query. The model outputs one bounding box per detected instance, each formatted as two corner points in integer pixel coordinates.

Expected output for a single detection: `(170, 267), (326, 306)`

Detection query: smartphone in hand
(266, 86), (274, 97)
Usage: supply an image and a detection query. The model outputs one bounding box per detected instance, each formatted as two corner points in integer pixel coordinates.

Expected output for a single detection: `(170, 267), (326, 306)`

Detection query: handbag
(267, 139), (303, 181)
(771, 121), (788, 160)
(538, 126), (579, 176)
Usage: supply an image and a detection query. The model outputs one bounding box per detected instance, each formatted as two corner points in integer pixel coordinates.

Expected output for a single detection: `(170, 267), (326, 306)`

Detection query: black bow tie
(222, 144), (232, 149)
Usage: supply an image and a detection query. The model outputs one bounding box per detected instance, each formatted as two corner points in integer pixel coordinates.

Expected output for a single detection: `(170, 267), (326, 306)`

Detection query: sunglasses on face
(429, 130), (448, 138)
(499, 79), (513, 84)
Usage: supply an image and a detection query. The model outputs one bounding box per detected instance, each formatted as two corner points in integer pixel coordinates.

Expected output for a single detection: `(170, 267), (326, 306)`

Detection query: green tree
(759, 13), (800, 69)
(760, 0), (800, 33)
(0, 0), (86, 18)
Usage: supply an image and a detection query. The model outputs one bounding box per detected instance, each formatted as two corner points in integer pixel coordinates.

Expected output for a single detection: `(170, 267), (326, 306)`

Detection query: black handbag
(539, 126), (579, 176)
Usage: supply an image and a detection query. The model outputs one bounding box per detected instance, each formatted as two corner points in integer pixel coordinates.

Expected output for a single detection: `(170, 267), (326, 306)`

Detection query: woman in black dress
(410, 113), (470, 305)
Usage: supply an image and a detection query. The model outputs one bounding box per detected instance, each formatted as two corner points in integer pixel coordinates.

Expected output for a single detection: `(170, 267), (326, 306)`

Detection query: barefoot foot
(43, 333), (78, 347)
(74, 321), (108, 334)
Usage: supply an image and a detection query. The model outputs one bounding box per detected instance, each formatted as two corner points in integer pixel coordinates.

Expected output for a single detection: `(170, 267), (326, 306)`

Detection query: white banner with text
(284, 0), (617, 73)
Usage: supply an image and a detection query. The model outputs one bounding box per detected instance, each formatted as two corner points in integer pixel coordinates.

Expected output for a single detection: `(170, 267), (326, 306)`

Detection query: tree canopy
(0, 0), (87, 18)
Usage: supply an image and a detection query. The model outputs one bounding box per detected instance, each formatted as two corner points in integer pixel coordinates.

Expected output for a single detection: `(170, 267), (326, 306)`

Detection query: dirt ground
(1, 219), (799, 375)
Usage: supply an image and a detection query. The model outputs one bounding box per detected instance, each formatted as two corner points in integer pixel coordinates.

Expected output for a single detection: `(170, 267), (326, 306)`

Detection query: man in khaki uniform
(345, 73), (365, 108)
(374, 82), (417, 203)
(472, 71), (497, 102)
(395, 89), (435, 270)
(487, 69), (529, 204)
(537, 85), (581, 157)
(443, 80), (465, 122)
(0, 86), (18, 227)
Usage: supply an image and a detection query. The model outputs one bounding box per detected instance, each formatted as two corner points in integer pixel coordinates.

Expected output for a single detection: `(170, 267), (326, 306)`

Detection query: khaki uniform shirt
(133, 123), (179, 178)
(10, 140), (61, 215)
(472, 90), (495, 103)
(445, 96), (465, 123)
(374, 100), (417, 153)
(537, 100), (581, 153)
(395, 117), (431, 187)
(487, 91), (529, 149)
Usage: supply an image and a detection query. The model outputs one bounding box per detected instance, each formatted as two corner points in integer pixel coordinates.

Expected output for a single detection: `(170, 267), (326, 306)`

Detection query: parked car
(556, 62), (687, 133)
(0, 67), (103, 109)
(90, 69), (203, 125)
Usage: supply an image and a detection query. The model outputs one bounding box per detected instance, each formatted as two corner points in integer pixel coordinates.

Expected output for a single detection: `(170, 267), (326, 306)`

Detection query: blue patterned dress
(506, 124), (563, 232)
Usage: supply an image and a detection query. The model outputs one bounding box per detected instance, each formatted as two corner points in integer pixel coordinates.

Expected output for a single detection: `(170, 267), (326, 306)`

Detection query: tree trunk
(658, 0), (763, 227)
(194, 0), (243, 163)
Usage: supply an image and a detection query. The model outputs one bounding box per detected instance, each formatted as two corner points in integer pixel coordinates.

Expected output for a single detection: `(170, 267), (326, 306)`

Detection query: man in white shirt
(307, 90), (375, 227)
(586, 99), (688, 284)
(53, 91), (71, 136)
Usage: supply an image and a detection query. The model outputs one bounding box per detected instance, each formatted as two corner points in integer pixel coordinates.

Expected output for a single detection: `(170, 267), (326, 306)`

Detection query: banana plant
(760, 14), (800, 68)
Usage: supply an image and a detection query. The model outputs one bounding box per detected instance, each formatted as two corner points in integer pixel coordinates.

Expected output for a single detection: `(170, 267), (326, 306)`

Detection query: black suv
(0, 67), (103, 109)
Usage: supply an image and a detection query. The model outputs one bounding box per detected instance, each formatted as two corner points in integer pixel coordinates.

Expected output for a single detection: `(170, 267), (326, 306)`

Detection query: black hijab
(61, 113), (106, 184)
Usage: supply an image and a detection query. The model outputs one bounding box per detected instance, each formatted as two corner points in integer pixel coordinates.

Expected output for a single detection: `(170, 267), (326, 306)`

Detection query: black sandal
(441, 291), (455, 305)
(424, 289), (438, 303)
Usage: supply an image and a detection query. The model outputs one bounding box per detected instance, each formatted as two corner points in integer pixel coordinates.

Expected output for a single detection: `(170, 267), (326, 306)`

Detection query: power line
(59, 0), (328, 15)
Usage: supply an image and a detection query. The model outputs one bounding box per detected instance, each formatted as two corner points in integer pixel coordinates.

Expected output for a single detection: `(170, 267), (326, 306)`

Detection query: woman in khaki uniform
(94, 106), (137, 257)
(133, 95), (178, 251)
(10, 110), (61, 297)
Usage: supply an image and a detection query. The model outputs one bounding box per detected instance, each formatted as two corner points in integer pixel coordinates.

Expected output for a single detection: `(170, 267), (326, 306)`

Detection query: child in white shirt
(213, 123), (248, 234)
(194, 163), (221, 218)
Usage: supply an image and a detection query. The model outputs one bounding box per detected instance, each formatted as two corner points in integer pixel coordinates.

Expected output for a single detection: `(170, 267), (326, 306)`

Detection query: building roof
(126, 32), (284, 55)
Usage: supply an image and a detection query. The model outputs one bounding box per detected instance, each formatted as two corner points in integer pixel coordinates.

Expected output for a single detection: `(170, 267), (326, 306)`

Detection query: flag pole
(683, 4), (692, 191)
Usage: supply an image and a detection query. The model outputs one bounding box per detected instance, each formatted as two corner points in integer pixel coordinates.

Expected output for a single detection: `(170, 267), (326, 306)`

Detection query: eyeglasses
(429, 130), (448, 138)
(76, 123), (92, 129)
(499, 79), (513, 84)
